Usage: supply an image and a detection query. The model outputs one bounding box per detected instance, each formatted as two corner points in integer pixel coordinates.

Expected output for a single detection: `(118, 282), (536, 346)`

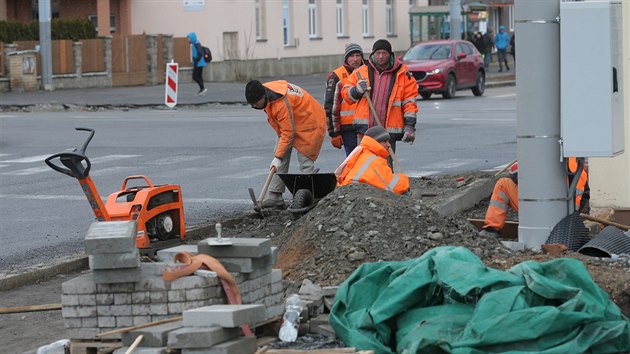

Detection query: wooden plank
(0, 303), (61, 314)
(81, 38), (105, 73)
(468, 218), (518, 239)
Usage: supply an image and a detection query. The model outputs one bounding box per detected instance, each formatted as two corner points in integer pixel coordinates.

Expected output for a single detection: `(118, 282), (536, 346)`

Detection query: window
(386, 0), (394, 35)
(31, 0), (60, 20)
(308, 0), (318, 38)
(336, 0), (344, 36)
(509, 6), (514, 32)
(255, 0), (266, 40)
(283, 0), (291, 46)
(88, 15), (116, 32)
(362, 0), (370, 36)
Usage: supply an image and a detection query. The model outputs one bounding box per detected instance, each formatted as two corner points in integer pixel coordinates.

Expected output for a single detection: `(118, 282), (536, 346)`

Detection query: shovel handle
(357, 72), (403, 174)
(257, 166), (277, 205)
(580, 213), (630, 231)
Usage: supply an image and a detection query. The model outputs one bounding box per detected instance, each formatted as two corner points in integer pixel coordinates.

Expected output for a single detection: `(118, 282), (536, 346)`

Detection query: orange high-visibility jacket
(341, 64), (418, 140)
(568, 157), (588, 208)
(336, 135), (409, 195)
(263, 81), (326, 161)
(330, 66), (358, 129)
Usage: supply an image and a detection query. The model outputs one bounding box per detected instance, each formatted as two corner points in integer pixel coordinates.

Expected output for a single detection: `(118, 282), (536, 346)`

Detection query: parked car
(402, 40), (485, 99)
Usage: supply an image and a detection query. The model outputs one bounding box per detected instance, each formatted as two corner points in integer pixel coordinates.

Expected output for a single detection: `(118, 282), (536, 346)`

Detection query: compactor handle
(121, 175), (154, 190)
(44, 128), (95, 179)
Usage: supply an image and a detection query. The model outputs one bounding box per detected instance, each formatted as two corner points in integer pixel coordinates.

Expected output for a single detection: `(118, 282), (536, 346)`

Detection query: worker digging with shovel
(245, 79), (326, 210)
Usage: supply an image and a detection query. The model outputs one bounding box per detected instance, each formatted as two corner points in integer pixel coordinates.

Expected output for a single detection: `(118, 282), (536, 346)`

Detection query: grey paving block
(215, 253), (273, 273)
(170, 275), (218, 289)
(156, 245), (198, 263)
(141, 262), (168, 276)
(84, 221), (137, 254)
(64, 317), (82, 328)
(183, 304), (265, 328)
(97, 282), (135, 293)
(322, 286), (338, 297)
(136, 276), (170, 291)
(93, 267), (141, 284)
(67, 327), (99, 340)
(114, 293), (133, 305)
(61, 305), (96, 318)
(62, 274), (96, 294)
(271, 268), (282, 282)
(181, 336), (257, 354)
(121, 320), (183, 346)
(62, 294), (79, 306)
(198, 238), (271, 258)
(89, 250), (140, 270)
(167, 326), (240, 349)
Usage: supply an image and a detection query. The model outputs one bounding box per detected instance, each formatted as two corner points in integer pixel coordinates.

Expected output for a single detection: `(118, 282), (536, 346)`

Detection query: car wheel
(472, 71), (485, 96)
(420, 93), (432, 100)
(442, 74), (456, 99)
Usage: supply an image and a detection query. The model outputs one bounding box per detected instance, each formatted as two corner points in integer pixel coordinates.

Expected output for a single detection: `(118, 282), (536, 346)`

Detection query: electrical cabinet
(560, 0), (624, 157)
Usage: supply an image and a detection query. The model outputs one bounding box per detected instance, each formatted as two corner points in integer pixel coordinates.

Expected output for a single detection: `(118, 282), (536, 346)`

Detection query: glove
(270, 157), (282, 170)
(402, 127), (415, 145)
(355, 79), (369, 96)
(330, 135), (342, 149)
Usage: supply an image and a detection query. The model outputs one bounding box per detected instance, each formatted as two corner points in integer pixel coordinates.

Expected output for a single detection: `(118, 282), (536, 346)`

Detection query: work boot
(478, 227), (500, 238)
(261, 192), (285, 209)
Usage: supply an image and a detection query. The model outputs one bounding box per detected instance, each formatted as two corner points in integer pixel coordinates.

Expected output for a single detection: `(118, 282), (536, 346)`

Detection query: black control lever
(45, 128), (94, 179)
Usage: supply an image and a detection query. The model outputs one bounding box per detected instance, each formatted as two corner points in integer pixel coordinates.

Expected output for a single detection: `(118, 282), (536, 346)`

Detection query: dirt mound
(274, 183), (510, 286)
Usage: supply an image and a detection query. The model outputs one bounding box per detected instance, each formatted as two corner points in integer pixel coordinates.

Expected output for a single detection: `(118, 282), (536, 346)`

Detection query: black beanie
(245, 80), (266, 104)
(365, 126), (390, 143)
(372, 39), (392, 55)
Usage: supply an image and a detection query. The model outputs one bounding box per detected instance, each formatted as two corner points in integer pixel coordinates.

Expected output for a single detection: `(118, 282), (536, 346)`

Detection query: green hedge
(0, 18), (97, 43)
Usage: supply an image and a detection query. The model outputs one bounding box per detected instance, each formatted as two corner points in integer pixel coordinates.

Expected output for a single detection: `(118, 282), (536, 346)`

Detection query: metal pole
(449, 0), (462, 40)
(515, 0), (567, 250)
(38, 0), (53, 91)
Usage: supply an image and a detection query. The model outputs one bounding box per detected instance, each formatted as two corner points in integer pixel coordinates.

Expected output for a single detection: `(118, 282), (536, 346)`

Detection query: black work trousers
(192, 66), (204, 90)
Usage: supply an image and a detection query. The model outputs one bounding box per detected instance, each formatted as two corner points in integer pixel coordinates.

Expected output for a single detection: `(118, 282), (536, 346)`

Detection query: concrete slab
(121, 320), (183, 346)
(84, 221), (137, 254)
(167, 326), (240, 349)
(197, 238), (271, 258)
(434, 178), (496, 217)
(89, 250), (140, 270)
(180, 336), (257, 354)
(92, 267), (141, 284)
(156, 245), (199, 263)
(183, 304), (266, 328)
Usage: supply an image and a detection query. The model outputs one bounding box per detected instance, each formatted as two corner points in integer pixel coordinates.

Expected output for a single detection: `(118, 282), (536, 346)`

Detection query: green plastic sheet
(329, 246), (630, 353)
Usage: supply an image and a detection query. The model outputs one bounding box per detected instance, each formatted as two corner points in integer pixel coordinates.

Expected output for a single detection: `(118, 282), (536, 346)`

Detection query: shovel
(248, 166), (277, 216)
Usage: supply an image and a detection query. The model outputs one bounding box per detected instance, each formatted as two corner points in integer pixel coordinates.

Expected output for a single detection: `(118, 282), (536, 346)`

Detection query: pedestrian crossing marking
(0, 154), (140, 176)
(0, 154), (52, 163)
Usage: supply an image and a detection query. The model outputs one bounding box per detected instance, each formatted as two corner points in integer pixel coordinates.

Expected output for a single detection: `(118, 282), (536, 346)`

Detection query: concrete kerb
(0, 223), (218, 291)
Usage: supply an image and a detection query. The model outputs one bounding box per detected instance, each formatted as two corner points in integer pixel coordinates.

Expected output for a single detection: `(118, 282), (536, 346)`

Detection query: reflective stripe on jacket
(325, 66), (357, 136)
(568, 157), (588, 209)
(263, 80), (326, 161)
(483, 177), (519, 231)
(336, 135), (409, 195)
(341, 63), (418, 140)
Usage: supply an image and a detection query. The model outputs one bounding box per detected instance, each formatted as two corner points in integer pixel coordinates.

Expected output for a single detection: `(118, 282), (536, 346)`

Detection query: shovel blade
(248, 187), (265, 217)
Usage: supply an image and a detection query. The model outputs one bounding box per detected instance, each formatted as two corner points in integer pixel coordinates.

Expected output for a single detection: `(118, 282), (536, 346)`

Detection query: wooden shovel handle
(257, 166), (277, 204)
(581, 213), (630, 231)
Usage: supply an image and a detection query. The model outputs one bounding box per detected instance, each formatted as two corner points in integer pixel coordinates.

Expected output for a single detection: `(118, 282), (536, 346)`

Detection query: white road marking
(226, 156), (261, 165)
(424, 159), (473, 169)
(147, 155), (206, 165)
(0, 154), (52, 163)
(221, 169), (272, 179)
(1, 154), (140, 176)
(0, 165), (7, 168)
(492, 93), (516, 98)
(406, 171), (439, 178)
(0, 193), (250, 204)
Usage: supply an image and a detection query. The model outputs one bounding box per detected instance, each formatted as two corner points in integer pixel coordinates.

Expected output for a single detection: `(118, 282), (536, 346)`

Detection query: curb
(0, 223), (218, 291)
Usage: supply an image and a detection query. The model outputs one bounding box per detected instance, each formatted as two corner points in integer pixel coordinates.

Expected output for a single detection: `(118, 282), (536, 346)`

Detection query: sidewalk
(0, 63), (514, 110)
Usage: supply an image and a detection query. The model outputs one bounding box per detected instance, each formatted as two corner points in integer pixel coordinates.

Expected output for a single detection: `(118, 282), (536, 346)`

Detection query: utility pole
(515, 0), (567, 249)
(449, 0), (462, 40)
(38, 0), (53, 91)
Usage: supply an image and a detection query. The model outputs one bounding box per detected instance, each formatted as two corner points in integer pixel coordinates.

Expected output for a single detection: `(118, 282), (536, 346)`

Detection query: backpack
(202, 46), (212, 63)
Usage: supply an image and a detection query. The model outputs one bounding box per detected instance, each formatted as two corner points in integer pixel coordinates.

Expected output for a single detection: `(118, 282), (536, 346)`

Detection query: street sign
(164, 62), (178, 108)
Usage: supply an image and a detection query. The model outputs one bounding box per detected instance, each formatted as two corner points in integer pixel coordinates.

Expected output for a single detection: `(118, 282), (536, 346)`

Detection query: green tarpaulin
(329, 246), (630, 353)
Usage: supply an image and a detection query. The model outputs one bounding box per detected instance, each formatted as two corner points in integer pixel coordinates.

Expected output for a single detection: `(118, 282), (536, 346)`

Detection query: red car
(402, 40), (485, 99)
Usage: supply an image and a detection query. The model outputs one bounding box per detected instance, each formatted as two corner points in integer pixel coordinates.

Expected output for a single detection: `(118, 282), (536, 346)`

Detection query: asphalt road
(0, 85), (516, 271)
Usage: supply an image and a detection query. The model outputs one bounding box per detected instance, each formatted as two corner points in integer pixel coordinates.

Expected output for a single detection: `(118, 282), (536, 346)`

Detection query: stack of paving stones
(61, 226), (285, 342)
(114, 304), (264, 354)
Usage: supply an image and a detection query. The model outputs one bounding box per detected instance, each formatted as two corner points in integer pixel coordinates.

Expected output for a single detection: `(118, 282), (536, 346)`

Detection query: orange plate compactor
(45, 128), (186, 248)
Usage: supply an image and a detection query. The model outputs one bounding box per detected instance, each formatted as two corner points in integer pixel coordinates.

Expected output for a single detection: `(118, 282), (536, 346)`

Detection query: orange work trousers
(483, 177), (519, 231)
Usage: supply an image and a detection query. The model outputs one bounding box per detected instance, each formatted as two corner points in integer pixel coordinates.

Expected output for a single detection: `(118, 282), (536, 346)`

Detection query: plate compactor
(45, 128), (186, 249)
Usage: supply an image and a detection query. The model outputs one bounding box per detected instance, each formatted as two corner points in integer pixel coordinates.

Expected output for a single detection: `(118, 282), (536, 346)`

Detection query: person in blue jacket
(495, 25), (510, 72)
(187, 32), (207, 95)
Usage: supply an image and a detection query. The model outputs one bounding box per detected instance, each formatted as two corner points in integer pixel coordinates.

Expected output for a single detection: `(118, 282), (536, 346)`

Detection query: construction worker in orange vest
(341, 39), (418, 162)
(245, 80), (326, 209)
(324, 43), (365, 156)
(335, 126), (410, 195)
(479, 158), (590, 238)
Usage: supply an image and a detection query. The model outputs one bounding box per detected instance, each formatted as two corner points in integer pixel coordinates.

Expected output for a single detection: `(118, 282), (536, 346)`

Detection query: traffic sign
(164, 62), (178, 108)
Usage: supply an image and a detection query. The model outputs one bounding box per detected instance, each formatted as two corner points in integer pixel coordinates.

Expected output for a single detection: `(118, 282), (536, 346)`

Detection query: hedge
(0, 18), (97, 43)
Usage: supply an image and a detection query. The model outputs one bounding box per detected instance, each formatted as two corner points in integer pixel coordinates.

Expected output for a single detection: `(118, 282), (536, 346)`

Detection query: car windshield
(403, 44), (452, 60)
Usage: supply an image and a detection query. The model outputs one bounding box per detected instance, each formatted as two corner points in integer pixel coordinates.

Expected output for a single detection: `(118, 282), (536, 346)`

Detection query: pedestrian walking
(510, 33), (516, 64)
(341, 39), (418, 168)
(495, 25), (510, 72)
(482, 29), (494, 69)
(187, 32), (207, 96)
(324, 43), (365, 156)
(472, 32), (486, 55)
(245, 80), (326, 209)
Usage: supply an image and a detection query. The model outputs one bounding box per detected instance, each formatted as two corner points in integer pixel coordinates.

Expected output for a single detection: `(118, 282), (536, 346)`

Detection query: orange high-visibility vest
(336, 135), (409, 195)
(332, 66), (358, 127)
(263, 81), (326, 161)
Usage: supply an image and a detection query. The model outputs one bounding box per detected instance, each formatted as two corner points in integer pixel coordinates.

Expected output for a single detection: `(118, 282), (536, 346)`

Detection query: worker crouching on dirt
(335, 126), (410, 195)
(479, 159), (590, 238)
(245, 79), (326, 209)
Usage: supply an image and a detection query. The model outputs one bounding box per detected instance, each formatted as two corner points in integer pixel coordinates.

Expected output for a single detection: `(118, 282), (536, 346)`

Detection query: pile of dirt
(217, 174), (630, 316)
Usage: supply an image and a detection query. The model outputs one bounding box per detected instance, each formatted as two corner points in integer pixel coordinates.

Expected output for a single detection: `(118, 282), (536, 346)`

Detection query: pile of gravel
(274, 183), (512, 286)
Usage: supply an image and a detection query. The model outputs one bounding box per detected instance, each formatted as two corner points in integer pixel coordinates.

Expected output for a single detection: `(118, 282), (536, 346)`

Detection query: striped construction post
(165, 61), (178, 108)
